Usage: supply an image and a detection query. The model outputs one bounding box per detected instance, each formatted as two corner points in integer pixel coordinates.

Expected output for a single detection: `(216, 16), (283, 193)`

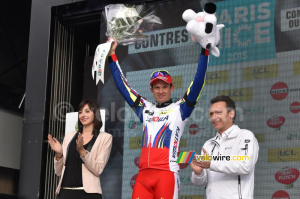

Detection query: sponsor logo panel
(267, 116), (285, 129)
(275, 167), (299, 185)
(254, 134), (265, 143)
(130, 174), (138, 189)
(173, 76), (183, 88)
(180, 177), (193, 186)
(294, 61), (300, 75)
(270, 82), (288, 100)
(218, 88), (253, 101)
(289, 102), (300, 114)
(243, 107), (265, 115)
(205, 70), (229, 84)
(129, 137), (143, 149)
(272, 190), (290, 199)
(270, 82), (300, 100)
(287, 133), (300, 140)
(180, 139), (187, 148)
(268, 147), (300, 162)
(188, 124), (206, 135)
(242, 64), (278, 81)
(134, 156), (140, 167)
(189, 124), (198, 135)
(128, 120), (142, 129)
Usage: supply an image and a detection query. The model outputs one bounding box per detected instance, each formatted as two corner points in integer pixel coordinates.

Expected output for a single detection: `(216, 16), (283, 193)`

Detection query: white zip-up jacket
(191, 125), (259, 199)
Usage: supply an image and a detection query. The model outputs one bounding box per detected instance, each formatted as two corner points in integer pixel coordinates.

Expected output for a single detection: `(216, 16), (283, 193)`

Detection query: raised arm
(180, 48), (209, 120)
(107, 38), (145, 122)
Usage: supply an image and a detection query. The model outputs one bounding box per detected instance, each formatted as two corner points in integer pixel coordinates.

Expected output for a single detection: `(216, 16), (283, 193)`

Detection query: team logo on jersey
(172, 126), (180, 158)
(146, 115), (169, 122)
(145, 110), (154, 115)
(159, 109), (174, 115)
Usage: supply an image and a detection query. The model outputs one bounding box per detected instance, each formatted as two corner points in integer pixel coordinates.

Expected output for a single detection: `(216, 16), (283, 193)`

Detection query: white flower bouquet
(103, 4), (162, 45)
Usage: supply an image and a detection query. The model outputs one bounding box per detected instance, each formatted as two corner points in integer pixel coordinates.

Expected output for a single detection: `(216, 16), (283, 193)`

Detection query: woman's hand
(107, 37), (118, 56)
(48, 134), (63, 158)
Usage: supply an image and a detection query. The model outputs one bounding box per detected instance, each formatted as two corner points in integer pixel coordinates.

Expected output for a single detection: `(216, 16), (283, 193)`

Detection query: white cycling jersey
(108, 49), (209, 173)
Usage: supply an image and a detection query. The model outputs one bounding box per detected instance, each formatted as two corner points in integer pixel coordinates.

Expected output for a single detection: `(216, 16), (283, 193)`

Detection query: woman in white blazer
(48, 99), (112, 199)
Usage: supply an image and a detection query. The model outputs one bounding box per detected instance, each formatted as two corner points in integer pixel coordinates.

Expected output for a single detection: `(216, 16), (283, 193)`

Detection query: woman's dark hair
(210, 95), (236, 121)
(77, 99), (102, 135)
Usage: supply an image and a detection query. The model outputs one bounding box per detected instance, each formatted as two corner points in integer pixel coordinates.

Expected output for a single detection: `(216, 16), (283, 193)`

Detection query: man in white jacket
(190, 95), (259, 199)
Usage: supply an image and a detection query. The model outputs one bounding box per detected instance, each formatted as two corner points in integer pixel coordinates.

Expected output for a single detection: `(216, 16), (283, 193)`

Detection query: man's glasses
(150, 70), (171, 79)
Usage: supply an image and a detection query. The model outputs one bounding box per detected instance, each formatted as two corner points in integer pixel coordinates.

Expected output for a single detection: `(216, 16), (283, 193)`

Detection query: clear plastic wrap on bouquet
(103, 4), (162, 45)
